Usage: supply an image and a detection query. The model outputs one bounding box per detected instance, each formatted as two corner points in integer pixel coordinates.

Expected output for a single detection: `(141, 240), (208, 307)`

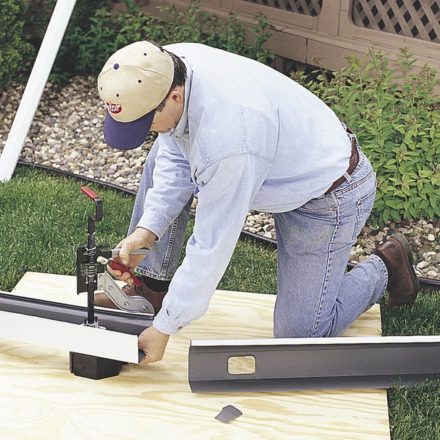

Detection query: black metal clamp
(73, 186), (123, 379)
(76, 186), (109, 325)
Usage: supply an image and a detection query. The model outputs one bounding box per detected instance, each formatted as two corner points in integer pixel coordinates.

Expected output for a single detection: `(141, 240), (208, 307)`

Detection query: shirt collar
(171, 58), (192, 139)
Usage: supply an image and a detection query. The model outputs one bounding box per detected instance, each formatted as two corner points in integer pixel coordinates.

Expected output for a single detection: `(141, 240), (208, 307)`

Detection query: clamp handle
(107, 258), (142, 289)
(97, 256), (143, 289)
(80, 186), (103, 222)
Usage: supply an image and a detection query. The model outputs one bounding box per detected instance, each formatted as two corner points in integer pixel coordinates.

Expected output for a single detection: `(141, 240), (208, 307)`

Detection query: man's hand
(108, 227), (157, 284)
(138, 326), (170, 365)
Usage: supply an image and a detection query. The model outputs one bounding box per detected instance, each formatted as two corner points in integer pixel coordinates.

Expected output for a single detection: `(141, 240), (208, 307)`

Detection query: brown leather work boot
(375, 233), (419, 306)
(94, 277), (167, 315)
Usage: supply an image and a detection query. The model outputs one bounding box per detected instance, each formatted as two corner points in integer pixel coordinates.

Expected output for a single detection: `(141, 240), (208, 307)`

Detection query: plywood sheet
(0, 272), (390, 440)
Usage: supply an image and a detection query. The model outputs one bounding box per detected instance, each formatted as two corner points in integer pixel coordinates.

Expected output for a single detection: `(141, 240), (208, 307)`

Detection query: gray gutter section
(189, 339), (440, 392)
(0, 292), (153, 335)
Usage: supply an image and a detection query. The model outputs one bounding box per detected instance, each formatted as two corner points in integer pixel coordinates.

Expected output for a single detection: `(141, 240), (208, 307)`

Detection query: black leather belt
(325, 135), (359, 195)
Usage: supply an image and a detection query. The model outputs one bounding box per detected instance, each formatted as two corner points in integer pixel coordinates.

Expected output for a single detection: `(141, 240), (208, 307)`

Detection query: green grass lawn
(1, 166), (439, 439)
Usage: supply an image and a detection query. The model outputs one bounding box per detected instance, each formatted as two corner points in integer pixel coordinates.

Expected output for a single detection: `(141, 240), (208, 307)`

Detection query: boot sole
(387, 233), (420, 306)
(94, 292), (119, 309)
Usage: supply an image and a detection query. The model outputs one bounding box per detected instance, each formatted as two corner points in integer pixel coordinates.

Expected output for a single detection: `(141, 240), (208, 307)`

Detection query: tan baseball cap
(98, 41), (174, 149)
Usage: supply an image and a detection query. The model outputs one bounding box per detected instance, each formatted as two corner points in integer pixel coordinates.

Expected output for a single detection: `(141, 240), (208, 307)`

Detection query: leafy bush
(4, 1), (272, 85)
(146, 2), (274, 64)
(293, 49), (440, 225)
(25, 0), (273, 78)
(0, 0), (33, 89)
(73, 9), (119, 75)
(23, 0), (112, 81)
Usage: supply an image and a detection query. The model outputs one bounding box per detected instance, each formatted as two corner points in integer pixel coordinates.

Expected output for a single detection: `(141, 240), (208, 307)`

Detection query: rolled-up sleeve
(137, 134), (194, 239)
(153, 152), (271, 334)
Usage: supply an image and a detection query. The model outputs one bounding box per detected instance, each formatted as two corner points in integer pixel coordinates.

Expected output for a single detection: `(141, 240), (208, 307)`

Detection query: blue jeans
(273, 145), (388, 337)
(129, 140), (388, 337)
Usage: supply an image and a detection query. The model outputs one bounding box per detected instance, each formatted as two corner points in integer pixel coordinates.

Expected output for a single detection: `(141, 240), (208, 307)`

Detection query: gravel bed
(1, 77), (438, 280)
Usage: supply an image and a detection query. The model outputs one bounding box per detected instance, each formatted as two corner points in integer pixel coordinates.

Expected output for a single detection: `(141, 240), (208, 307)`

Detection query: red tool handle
(80, 186), (100, 201)
(108, 259), (142, 288)
(80, 186), (103, 222)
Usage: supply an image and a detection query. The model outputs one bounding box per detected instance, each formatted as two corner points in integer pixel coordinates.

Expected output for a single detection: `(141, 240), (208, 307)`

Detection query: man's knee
(273, 319), (314, 338)
(273, 317), (335, 338)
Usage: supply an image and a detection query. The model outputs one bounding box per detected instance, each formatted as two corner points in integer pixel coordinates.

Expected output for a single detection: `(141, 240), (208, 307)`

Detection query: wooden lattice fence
(352, 0), (440, 43)
(142, 0), (440, 90)
(241, 0), (323, 16)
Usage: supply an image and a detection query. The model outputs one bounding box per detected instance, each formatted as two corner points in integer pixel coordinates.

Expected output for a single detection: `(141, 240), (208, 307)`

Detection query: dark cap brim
(104, 110), (155, 150)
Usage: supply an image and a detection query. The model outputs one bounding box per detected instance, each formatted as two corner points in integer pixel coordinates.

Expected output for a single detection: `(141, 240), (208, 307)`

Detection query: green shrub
(293, 49), (440, 225)
(140, 3), (274, 64)
(74, 9), (119, 75)
(0, 0), (33, 89)
(23, 0), (112, 81)
(23, 0), (273, 78)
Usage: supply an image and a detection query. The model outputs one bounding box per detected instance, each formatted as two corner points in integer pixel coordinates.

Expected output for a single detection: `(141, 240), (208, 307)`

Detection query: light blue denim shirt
(137, 43), (352, 334)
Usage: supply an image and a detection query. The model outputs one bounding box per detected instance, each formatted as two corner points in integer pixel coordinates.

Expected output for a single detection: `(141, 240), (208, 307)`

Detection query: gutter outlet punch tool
(0, 186), (154, 380)
(76, 186), (155, 320)
(72, 186), (155, 378)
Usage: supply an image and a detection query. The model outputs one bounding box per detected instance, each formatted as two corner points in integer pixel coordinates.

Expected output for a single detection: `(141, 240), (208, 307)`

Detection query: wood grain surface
(0, 272), (390, 440)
